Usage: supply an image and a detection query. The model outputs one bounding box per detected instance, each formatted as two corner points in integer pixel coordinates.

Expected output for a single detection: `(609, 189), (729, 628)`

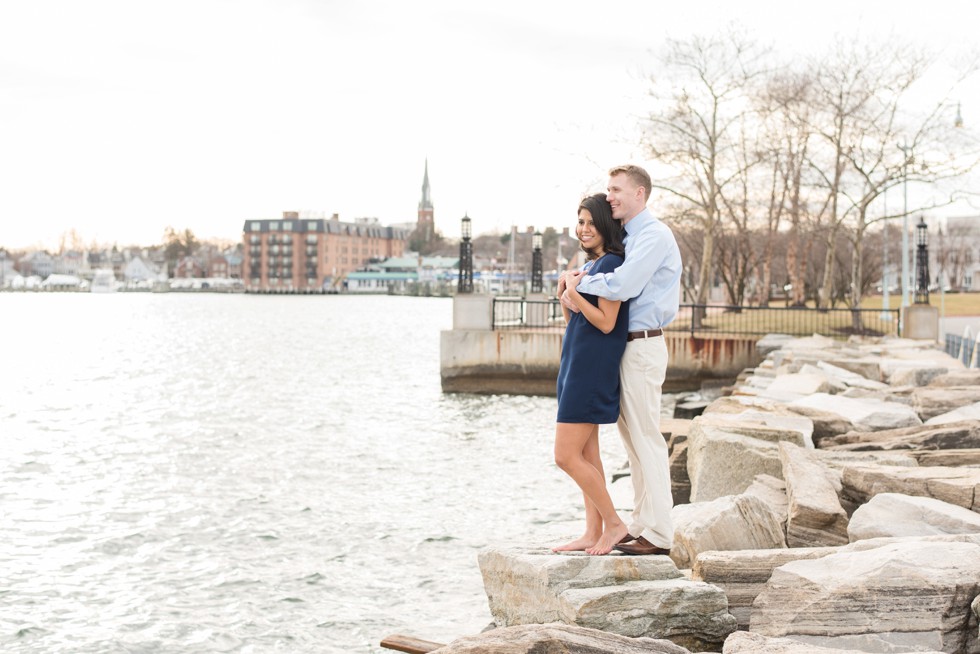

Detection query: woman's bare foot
(586, 522), (629, 555)
(552, 533), (600, 552)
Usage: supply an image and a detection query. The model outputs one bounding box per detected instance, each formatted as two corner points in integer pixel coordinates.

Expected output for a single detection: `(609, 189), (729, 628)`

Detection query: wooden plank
(380, 634), (446, 653)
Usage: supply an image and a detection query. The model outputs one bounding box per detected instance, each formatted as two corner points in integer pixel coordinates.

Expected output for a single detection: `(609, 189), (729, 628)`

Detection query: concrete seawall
(440, 328), (762, 396)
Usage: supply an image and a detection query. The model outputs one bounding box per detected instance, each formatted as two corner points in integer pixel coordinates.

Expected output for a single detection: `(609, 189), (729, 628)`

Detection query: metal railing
(945, 330), (979, 368)
(492, 299), (902, 339)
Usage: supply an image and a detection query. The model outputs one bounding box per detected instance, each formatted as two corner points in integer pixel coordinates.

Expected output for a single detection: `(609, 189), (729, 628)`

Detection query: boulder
(742, 474), (789, 523)
(910, 448), (980, 468)
(687, 421), (793, 502)
(750, 539), (980, 653)
(847, 492), (980, 541)
(431, 623), (693, 654)
(925, 401), (980, 425)
(813, 361), (889, 390)
(841, 464), (980, 512)
(928, 369), (980, 387)
(477, 547), (736, 651)
(789, 393), (921, 431)
(778, 442), (848, 547)
(911, 388), (980, 421)
(817, 420), (980, 451)
(758, 372), (834, 398)
(669, 440), (691, 506)
(889, 366), (948, 387)
(722, 630), (944, 653)
(692, 547), (843, 630)
(783, 405), (856, 443)
(671, 492), (787, 569)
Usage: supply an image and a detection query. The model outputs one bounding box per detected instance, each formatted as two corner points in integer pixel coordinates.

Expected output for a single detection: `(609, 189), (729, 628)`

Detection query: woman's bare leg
(553, 422), (627, 555)
(553, 425), (602, 551)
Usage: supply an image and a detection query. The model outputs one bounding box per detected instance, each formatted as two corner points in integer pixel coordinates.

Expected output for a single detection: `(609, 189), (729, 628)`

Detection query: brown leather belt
(627, 328), (663, 341)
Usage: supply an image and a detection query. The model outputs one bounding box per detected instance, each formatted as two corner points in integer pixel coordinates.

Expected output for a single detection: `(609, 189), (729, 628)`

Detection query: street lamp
(914, 216), (930, 305)
(881, 187), (891, 320)
(457, 214), (473, 294)
(531, 231), (543, 294)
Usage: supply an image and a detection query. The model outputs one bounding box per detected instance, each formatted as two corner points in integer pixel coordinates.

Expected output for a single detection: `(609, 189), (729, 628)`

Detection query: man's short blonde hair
(609, 165), (652, 201)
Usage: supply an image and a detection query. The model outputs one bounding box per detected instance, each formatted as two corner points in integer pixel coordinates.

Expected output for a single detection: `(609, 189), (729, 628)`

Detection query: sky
(2, 0), (979, 250)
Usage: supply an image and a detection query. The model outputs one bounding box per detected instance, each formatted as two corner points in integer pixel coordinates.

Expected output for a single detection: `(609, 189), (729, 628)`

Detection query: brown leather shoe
(617, 534), (636, 545)
(613, 536), (670, 556)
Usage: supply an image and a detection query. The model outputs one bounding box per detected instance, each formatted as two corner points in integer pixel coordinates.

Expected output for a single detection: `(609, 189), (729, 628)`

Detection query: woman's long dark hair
(578, 193), (624, 260)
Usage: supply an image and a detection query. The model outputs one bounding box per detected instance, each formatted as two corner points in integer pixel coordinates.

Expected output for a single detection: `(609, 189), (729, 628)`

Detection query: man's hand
(567, 270), (587, 289)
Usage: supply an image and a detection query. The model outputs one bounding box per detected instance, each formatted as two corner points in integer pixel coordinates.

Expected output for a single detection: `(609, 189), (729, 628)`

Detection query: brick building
(243, 212), (409, 293)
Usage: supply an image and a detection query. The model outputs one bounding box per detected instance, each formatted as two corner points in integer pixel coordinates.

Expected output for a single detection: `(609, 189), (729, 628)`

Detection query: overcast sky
(2, 0), (978, 250)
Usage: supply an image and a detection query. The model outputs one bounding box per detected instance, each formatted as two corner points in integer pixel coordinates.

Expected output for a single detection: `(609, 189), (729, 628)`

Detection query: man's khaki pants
(617, 335), (673, 549)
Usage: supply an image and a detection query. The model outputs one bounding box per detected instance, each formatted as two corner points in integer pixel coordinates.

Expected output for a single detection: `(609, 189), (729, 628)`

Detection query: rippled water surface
(0, 293), (644, 653)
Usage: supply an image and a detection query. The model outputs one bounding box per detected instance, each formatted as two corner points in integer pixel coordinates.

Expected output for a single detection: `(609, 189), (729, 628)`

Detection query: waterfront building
(242, 212), (409, 293)
(18, 251), (54, 278)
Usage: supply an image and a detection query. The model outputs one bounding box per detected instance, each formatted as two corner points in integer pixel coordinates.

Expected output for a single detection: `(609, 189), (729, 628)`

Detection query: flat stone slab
(789, 393), (922, 432)
(779, 442), (848, 548)
(841, 464), (980, 512)
(478, 546), (734, 651)
(722, 630), (945, 653)
(925, 400), (980, 425)
(750, 539), (980, 653)
(847, 492), (980, 541)
(431, 623), (694, 654)
(671, 493), (786, 569)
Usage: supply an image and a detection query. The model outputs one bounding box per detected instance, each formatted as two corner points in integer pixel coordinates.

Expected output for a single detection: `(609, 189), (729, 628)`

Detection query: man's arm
(574, 227), (666, 301)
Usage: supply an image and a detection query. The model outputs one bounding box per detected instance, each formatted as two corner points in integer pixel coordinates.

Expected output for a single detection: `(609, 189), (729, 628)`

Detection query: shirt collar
(624, 207), (653, 236)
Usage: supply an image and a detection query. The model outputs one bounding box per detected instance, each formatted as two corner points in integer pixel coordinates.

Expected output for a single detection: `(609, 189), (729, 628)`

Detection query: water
(0, 293), (642, 653)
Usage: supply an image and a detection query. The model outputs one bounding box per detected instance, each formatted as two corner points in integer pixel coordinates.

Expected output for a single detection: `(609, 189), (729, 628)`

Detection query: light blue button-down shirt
(576, 208), (682, 331)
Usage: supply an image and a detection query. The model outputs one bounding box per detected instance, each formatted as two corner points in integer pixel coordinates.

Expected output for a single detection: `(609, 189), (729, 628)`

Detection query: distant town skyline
(3, 0), (980, 251)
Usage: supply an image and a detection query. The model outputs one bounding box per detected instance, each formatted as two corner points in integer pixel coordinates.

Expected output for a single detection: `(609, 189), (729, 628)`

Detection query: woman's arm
(566, 286), (621, 334)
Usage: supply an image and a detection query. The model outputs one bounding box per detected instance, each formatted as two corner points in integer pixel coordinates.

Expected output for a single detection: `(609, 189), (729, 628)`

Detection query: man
(564, 164), (682, 556)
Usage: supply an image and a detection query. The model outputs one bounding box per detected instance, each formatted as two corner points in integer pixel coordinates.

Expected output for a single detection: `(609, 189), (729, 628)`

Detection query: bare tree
(642, 29), (770, 323)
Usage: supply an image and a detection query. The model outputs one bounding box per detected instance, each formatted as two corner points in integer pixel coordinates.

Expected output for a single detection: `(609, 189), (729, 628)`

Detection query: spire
(419, 159), (433, 211)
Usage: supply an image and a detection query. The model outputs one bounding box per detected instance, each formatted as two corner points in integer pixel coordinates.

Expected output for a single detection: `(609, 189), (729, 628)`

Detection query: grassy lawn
(667, 292), (979, 338)
(859, 292), (980, 317)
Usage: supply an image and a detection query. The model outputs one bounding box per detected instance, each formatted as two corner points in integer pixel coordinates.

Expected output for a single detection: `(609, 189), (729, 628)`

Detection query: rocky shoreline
(431, 335), (980, 653)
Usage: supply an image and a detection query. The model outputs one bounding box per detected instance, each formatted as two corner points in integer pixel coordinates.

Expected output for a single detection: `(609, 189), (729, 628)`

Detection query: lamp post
(531, 231), (543, 294)
(457, 214), (473, 294)
(914, 216), (930, 305)
(897, 140), (913, 308)
(881, 187), (891, 320)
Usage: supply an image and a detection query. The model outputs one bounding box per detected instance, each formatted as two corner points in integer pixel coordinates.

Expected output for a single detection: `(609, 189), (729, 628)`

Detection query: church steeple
(419, 158), (434, 211)
(416, 159), (435, 244)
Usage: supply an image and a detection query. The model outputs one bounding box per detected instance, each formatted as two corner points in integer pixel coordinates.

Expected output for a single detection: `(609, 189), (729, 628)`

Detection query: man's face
(606, 173), (645, 221)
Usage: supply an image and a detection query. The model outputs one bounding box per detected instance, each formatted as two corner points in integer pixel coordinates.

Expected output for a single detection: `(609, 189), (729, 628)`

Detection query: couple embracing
(553, 164), (682, 557)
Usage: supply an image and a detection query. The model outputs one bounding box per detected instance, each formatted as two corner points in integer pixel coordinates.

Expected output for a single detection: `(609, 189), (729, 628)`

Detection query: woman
(552, 193), (630, 555)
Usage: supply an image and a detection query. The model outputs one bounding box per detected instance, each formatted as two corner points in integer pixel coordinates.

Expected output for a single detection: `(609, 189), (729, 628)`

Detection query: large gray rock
(789, 393), (922, 431)
(693, 547), (842, 631)
(928, 369), (980, 387)
(477, 547), (735, 650)
(911, 448), (980, 468)
(812, 361), (889, 391)
(778, 442), (848, 547)
(847, 492), (980, 541)
(889, 366), (948, 387)
(431, 623), (693, 654)
(687, 415), (814, 502)
(818, 420), (980, 452)
(841, 465), (980, 512)
(671, 492), (787, 569)
(911, 388), (980, 421)
(559, 579), (736, 651)
(722, 630), (945, 653)
(926, 401), (980, 425)
(750, 539), (980, 653)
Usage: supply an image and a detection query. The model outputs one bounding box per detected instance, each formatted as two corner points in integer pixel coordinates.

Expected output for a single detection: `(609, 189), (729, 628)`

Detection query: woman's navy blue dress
(556, 254), (629, 424)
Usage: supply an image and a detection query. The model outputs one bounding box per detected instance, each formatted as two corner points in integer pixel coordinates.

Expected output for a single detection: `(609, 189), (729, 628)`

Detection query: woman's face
(576, 209), (605, 252)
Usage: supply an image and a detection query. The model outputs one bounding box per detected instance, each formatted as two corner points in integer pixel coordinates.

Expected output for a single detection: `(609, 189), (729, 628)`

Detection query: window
(283, 221), (293, 231)
(307, 221), (317, 230)
(250, 222), (262, 231)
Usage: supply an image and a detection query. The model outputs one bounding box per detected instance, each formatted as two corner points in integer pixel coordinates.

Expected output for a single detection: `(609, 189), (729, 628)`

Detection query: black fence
(492, 298), (902, 339)
(945, 333), (979, 368)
